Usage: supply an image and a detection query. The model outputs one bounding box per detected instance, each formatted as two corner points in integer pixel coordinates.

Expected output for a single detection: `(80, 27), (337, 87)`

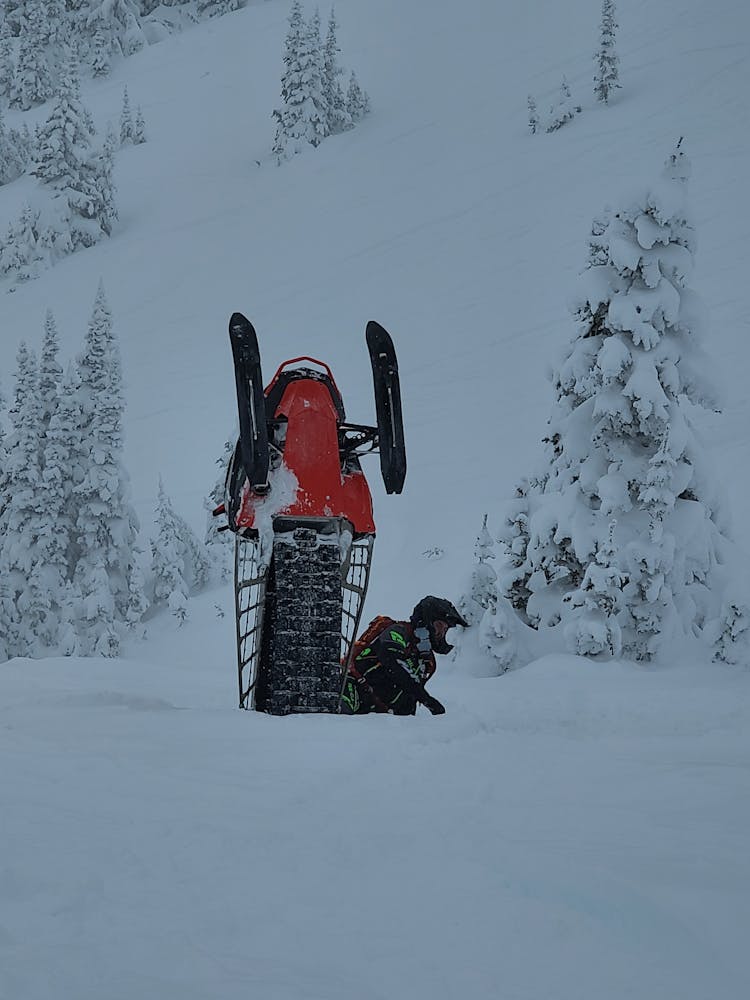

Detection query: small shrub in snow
(527, 95), (538, 135)
(545, 77), (581, 133)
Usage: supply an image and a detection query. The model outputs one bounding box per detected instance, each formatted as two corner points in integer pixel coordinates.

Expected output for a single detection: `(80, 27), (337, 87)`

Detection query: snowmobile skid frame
(223, 314), (403, 715)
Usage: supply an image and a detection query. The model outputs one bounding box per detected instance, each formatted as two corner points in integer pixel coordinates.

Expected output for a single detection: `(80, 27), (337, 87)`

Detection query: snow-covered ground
(2, 1), (749, 997)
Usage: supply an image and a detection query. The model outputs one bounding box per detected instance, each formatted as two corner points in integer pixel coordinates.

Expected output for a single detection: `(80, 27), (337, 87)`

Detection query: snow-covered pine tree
(346, 69), (370, 123)
(0, 22), (15, 102)
(39, 309), (63, 439)
(10, 0), (53, 110)
(90, 25), (111, 77)
(323, 7), (351, 134)
(594, 0), (621, 105)
(151, 479), (210, 621)
(527, 95), (538, 135)
(460, 514), (498, 626)
(204, 436), (235, 582)
(32, 54), (92, 189)
(73, 282), (142, 651)
(68, 125), (118, 247)
(711, 597), (750, 666)
(0, 343), (47, 656)
(546, 76), (580, 132)
(498, 141), (737, 661)
(120, 86), (134, 144)
(197, 0), (242, 19)
(35, 364), (85, 652)
(0, 107), (28, 186)
(272, 2), (329, 162)
(272, 0), (306, 163)
(133, 105), (147, 144)
(0, 202), (44, 281)
(85, 0), (146, 61)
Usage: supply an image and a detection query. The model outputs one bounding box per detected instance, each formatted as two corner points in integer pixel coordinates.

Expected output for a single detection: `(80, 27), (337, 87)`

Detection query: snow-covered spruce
(73, 282), (144, 653)
(545, 77), (581, 133)
(527, 95), (539, 135)
(273, 3), (368, 163)
(203, 436), (235, 582)
(0, 108), (31, 186)
(594, 0), (621, 105)
(458, 515), (518, 674)
(346, 69), (370, 123)
(0, 57), (118, 281)
(323, 7), (352, 135)
(151, 478), (210, 622)
(0, 344), (47, 657)
(499, 142), (743, 662)
(120, 85), (134, 145)
(460, 514), (498, 626)
(273, 1), (328, 162)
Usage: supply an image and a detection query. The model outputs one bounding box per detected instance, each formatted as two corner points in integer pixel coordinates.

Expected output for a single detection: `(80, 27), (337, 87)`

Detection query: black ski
(229, 312), (270, 492)
(366, 321), (406, 494)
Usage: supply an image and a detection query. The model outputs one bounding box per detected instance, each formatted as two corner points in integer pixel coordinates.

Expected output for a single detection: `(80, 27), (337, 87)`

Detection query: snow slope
(2, 1), (750, 997)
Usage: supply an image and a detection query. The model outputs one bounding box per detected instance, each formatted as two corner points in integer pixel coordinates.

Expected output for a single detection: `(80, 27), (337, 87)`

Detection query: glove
(421, 693), (446, 716)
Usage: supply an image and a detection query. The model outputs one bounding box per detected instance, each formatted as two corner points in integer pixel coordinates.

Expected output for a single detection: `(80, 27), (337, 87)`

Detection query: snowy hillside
(2, 0), (750, 997)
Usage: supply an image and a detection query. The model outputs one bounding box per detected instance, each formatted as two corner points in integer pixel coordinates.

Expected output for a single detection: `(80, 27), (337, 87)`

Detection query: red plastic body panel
(236, 369), (375, 535)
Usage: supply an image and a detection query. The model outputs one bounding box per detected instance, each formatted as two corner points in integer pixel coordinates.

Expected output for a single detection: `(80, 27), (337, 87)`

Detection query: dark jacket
(343, 621), (438, 715)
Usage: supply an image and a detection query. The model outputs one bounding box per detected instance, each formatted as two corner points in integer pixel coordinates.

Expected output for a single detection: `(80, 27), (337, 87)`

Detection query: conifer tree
(527, 95), (538, 135)
(204, 437), (235, 582)
(32, 55), (92, 189)
(346, 69), (369, 123)
(499, 142), (738, 661)
(151, 479), (210, 621)
(73, 282), (142, 648)
(0, 343), (46, 655)
(10, 0), (53, 110)
(0, 107), (28, 185)
(39, 309), (63, 438)
(120, 86), (134, 144)
(594, 0), (621, 105)
(460, 514), (498, 626)
(91, 25), (111, 77)
(545, 77), (580, 132)
(0, 22), (15, 101)
(272, 1), (329, 161)
(133, 105), (147, 144)
(85, 0), (146, 60)
(33, 365), (86, 652)
(323, 7), (351, 134)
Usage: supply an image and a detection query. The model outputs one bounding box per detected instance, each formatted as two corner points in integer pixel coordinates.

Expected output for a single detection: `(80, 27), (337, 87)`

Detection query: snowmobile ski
(366, 321), (406, 494)
(229, 312), (270, 492)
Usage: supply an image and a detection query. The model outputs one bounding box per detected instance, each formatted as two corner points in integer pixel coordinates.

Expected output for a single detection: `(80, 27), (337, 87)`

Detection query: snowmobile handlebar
(265, 356), (341, 398)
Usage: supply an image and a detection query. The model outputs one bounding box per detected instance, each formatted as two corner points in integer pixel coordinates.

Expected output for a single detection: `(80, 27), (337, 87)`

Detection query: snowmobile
(215, 313), (406, 715)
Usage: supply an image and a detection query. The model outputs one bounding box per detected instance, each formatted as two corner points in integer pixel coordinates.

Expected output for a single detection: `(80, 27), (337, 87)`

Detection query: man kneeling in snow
(341, 596), (467, 715)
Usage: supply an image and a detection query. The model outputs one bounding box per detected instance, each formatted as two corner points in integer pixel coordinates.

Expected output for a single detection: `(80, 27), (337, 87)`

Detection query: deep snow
(1, 1), (750, 997)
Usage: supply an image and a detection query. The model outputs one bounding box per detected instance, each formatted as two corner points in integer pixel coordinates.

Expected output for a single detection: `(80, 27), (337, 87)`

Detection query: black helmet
(411, 596), (468, 654)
